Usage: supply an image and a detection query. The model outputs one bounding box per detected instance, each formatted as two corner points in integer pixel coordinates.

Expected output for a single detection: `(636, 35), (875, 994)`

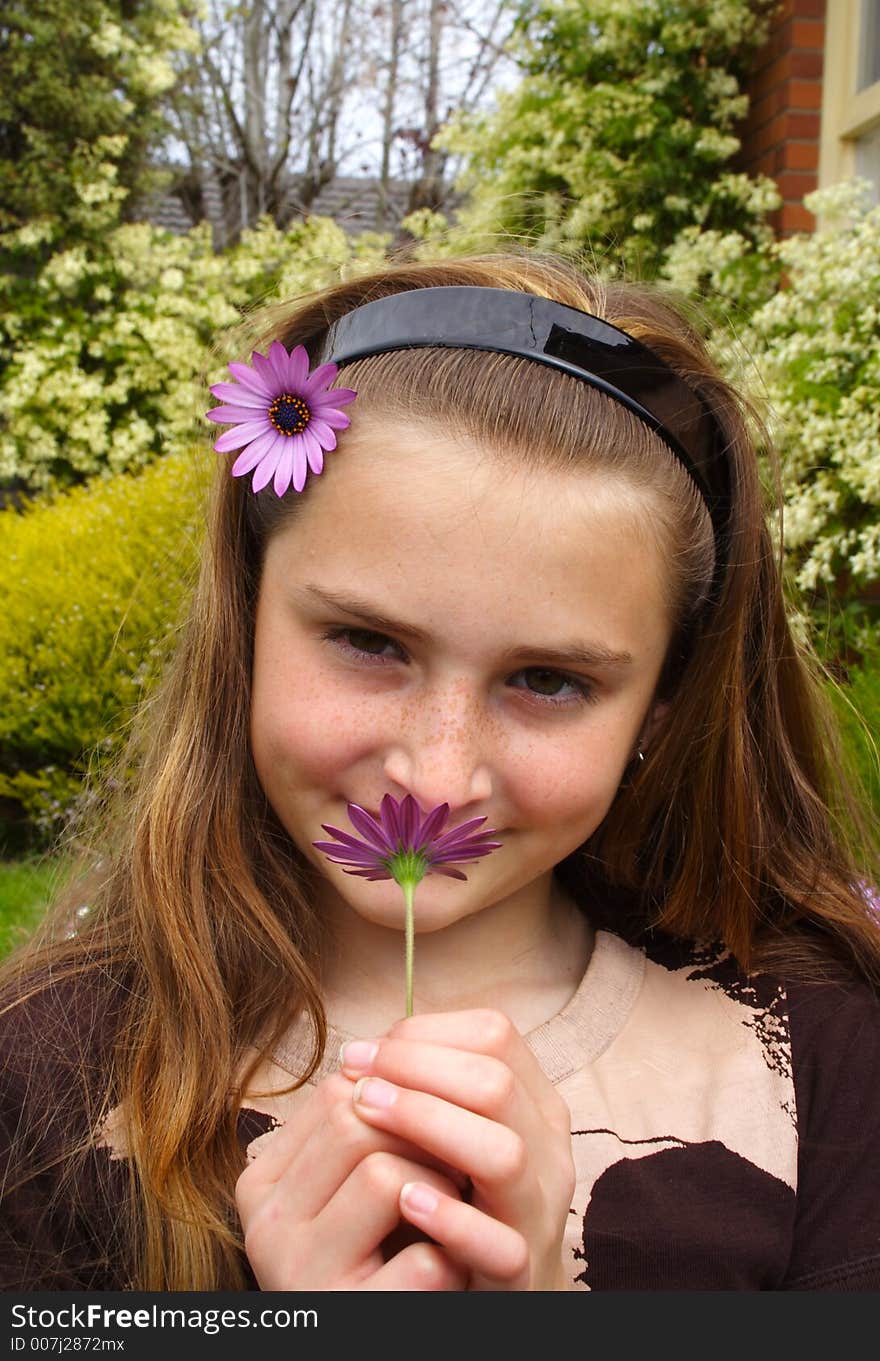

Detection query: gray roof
(141, 175), (429, 238)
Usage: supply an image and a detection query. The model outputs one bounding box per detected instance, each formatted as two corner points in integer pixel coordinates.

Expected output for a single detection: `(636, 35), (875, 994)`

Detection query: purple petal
(343, 867), (394, 880)
(415, 802), (451, 847)
(268, 340), (293, 387)
(429, 829), (502, 859)
(207, 404), (269, 424)
(287, 344), (310, 389)
(213, 419), (273, 453)
(303, 428), (325, 476)
(251, 443), (283, 493)
(291, 435), (310, 492)
(401, 795), (422, 848)
(312, 386), (357, 409)
(435, 830), (503, 854)
(210, 382), (268, 408)
(379, 794), (405, 845)
(430, 816), (491, 849)
(312, 842), (382, 866)
(428, 864), (468, 881)
(430, 843), (502, 866)
(251, 350), (281, 390)
(457, 829), (502, 847)
(311, 848), (353, 864)
(228, 362), (273, 397)
(273, 442), (295, 496)
(430, 840), (498, 859)
(302, 362), (340, 396)
(231, 430), (282, 476)
(308, 418), (337, 452)
(347, 803), (395, 852)
(317, 824), (375, 850)
(310, 406), (352, 431)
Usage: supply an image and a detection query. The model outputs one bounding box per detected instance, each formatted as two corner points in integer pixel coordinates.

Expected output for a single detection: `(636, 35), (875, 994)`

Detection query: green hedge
(0, 856), (68, 956)
(828, 653), (880, 821)
(0, 451), (204, 849)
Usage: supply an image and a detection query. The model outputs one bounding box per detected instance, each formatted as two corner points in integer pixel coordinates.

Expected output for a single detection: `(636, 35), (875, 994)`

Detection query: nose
(382, 697), (495, 815)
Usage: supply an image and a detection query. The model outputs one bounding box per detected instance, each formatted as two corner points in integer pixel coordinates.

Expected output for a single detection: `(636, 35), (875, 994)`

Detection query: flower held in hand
(207, 342), (356, 496)
(314, 794), (501, 1016)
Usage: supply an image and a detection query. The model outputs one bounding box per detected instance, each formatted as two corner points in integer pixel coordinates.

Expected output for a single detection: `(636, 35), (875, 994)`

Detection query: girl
(2, 254), (879, 1292)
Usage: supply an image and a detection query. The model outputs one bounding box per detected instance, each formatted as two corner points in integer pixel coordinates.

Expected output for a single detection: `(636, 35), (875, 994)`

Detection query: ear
(639, 700), (671, 754)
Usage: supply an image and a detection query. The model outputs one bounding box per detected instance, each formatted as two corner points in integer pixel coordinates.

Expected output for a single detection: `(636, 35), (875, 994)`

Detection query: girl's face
(250, 419), (675, 933)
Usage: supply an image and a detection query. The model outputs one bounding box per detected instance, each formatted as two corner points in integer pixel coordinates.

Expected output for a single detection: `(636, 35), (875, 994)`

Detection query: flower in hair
(206, 342), (357, 496)
(314, 794), (502, 1016)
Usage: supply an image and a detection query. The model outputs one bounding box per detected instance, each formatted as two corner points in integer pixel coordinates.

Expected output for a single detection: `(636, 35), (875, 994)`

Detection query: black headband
(321, 286), (731, 601)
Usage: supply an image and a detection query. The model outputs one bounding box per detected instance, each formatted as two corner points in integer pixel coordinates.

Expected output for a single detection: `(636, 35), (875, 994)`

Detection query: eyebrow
(298, 584), (634, 669)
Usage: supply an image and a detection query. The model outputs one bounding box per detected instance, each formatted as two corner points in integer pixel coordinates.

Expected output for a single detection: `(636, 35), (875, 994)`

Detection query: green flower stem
(389, 850), (427, 1020)
(403, 877), (415, 1018)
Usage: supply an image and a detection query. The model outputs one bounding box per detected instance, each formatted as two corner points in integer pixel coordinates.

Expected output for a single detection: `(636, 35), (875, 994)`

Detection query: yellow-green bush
(0, 450), (206, 847)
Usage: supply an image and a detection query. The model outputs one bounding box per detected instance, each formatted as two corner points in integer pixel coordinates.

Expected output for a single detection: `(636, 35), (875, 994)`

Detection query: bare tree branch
(163, 0), (518, 245)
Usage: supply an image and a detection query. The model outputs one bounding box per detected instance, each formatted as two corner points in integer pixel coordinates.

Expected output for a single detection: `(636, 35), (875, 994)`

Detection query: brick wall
(736, 0), (827, 233)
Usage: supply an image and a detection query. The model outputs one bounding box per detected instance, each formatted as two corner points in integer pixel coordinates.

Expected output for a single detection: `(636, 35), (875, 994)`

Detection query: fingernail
(353, 1076), (398, 1109)
(401, 1182), (439, 1215)
(339, 1039), (379, 1072)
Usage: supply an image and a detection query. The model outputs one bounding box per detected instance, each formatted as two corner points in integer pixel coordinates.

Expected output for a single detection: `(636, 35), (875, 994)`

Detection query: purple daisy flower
(313, 793), (502, 885)
(314, 793), (502, 1017)
(206, 341), (357, 497)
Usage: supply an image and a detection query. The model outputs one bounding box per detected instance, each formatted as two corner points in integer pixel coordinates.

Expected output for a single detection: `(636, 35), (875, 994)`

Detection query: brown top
(3, 931), (880, 1290)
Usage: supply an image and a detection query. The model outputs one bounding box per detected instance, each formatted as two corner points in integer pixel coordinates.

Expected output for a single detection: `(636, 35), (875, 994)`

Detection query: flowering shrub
(436, 0), (780, 278)
(665, 181), (880, 656)
(0, 452), (204, 846)
(0, 215), (387, 492)
(740, 183), (880, 615)
(0, 0), (196, 252)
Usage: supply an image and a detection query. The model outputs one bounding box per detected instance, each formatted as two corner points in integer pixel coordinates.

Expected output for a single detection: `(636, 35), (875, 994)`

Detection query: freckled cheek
(252, 710), (345, 788)
(506, 736), (624, 829)
(250, 675), (384, 789)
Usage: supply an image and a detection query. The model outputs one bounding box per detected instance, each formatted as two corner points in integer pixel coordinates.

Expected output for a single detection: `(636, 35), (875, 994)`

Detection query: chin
(338, 873), (476, 933)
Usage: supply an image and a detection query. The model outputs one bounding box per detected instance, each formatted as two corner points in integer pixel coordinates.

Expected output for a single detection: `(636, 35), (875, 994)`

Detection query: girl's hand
(340, 1009), (576, 1291)
(235, 1071), (469, 1291)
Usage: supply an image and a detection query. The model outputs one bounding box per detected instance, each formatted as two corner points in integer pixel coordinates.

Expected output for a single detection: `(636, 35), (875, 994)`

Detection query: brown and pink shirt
(3, 931), (880, 1290)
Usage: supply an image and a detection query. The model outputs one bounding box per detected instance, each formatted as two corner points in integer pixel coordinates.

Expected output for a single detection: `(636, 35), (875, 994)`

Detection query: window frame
(819, 0), (880, 189)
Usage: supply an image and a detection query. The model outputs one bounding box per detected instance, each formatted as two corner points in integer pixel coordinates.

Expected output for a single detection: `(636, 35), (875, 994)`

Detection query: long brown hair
(3, 253), (878, 1290)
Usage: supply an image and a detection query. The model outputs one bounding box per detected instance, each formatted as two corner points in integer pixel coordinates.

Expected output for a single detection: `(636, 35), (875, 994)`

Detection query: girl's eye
(514, 668), (598, 706)
(321, 628), (598, 708)
(326, 627), (403, 660)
